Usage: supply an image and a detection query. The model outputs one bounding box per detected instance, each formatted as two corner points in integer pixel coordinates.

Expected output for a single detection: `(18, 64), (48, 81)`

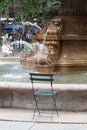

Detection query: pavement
(0, 108), (87, 130)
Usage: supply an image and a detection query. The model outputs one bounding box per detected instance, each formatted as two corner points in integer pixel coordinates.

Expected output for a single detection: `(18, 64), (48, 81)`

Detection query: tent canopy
(29, 25), (41, 31)
(4, 23), (23, 30)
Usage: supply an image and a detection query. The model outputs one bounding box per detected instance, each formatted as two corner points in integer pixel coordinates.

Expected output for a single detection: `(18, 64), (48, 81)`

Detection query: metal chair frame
(29, 72), (58, 119)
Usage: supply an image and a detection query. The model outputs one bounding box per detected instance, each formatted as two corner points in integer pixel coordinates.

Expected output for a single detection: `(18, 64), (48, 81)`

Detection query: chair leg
(52, 95), (59, 117)
(33, 95), (40, 118)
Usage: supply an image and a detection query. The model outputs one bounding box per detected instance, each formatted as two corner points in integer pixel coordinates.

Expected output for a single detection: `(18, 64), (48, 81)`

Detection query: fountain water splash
(0, 60), (34, 82)
(11, 39), (33, 49)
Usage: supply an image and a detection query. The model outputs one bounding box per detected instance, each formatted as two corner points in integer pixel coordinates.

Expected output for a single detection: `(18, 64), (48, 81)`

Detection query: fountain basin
(0, 58), (87, 111)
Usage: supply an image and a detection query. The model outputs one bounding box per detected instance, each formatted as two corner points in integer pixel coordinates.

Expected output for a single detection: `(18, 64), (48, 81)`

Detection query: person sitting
(2, 39), (13, 56)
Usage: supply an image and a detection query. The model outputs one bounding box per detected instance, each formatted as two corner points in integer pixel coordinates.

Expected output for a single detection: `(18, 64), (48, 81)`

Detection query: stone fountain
(20, 0), (87, 72)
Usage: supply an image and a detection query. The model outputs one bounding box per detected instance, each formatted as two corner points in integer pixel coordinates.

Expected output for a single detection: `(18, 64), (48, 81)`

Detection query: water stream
(0, 60), (34, 82)
(0, 60), (87, 83)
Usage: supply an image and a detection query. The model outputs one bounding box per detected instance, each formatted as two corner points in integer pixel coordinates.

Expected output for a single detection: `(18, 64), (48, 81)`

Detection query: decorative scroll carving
(42, 18), (62, 65)
(62, 17), (87, 35)
(59, 0), (87, 16)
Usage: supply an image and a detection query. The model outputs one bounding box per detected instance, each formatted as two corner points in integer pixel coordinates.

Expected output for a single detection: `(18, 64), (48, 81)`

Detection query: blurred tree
(0, 0), (61, 21)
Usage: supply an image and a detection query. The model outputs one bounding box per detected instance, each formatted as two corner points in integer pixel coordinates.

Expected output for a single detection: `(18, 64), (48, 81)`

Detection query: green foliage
(0, 0), (11, 12)
(24, 45), (32, 51)
(0, 39), (2, 45)
(16, 0), (40, 21)
(0, 0), (60, 21)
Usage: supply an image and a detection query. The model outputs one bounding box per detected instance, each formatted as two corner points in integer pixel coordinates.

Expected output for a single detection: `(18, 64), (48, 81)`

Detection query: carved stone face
(47, 43), (60, 64)
(48, 45), (55, 55)
(52, 18), (62, 27)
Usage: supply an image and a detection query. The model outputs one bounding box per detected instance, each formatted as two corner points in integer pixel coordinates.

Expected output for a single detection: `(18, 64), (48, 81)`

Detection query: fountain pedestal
(32, 0), (87, 72)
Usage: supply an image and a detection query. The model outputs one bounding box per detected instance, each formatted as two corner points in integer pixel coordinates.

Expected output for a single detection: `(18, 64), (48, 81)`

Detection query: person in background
(9, 31), (13, 43)
(26, 31), (32, 42)
(2, 39), (13, 56)
(1, 32), (8, 45)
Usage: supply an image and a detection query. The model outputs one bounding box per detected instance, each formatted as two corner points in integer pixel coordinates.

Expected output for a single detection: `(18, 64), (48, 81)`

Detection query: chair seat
(34, 89), (58, 96)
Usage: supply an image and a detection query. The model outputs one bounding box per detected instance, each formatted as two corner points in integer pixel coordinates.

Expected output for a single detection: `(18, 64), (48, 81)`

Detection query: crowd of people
(0, 20), (43, 57)
(0, 29), (33, 56)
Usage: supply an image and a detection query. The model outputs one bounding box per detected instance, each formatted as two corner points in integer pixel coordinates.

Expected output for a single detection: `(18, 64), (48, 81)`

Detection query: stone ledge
(0, 57), (20, 60)
(0, 82), (87, 91)
(0, 82), (87, 111)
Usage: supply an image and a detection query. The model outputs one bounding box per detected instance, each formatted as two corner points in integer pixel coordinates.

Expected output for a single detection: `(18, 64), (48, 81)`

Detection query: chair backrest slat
(30, 73), (53, 77)
(30, 77), (54, 82)
(29, 72), (54, 83)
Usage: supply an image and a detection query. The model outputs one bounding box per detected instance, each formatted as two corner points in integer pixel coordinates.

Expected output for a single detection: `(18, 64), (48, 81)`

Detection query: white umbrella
(22, 21), (42, 30)
(21, 21), (34, 26)
(0, 18), (14, 22)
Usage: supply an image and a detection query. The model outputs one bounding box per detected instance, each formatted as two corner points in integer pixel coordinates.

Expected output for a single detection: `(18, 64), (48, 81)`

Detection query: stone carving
(34, 18), (62, 65)
(20, 18), (62, 67)
(43, 18), (62, 65)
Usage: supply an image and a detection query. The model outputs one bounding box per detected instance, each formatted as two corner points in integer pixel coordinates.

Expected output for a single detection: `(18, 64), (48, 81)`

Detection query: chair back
(29, 72), (54, 92)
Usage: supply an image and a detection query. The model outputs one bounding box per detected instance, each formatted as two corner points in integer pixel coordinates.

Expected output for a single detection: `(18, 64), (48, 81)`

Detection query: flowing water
(0, 60), (87, 83)
(0, 60), (34, 82)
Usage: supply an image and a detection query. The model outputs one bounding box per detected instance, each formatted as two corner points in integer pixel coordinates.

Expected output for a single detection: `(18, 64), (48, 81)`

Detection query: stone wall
(0, 82), (87, 111)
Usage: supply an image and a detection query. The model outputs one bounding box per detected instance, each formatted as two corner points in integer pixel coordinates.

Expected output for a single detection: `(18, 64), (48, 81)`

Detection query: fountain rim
(0, 56), (20, 61)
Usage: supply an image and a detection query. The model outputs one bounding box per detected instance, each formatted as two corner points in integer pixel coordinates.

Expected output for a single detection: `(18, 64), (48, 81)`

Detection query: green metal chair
(29, 72), (58, 119)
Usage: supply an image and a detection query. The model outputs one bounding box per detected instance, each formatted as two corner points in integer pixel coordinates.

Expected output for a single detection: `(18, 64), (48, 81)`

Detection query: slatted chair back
(30, 73), (54, 93)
